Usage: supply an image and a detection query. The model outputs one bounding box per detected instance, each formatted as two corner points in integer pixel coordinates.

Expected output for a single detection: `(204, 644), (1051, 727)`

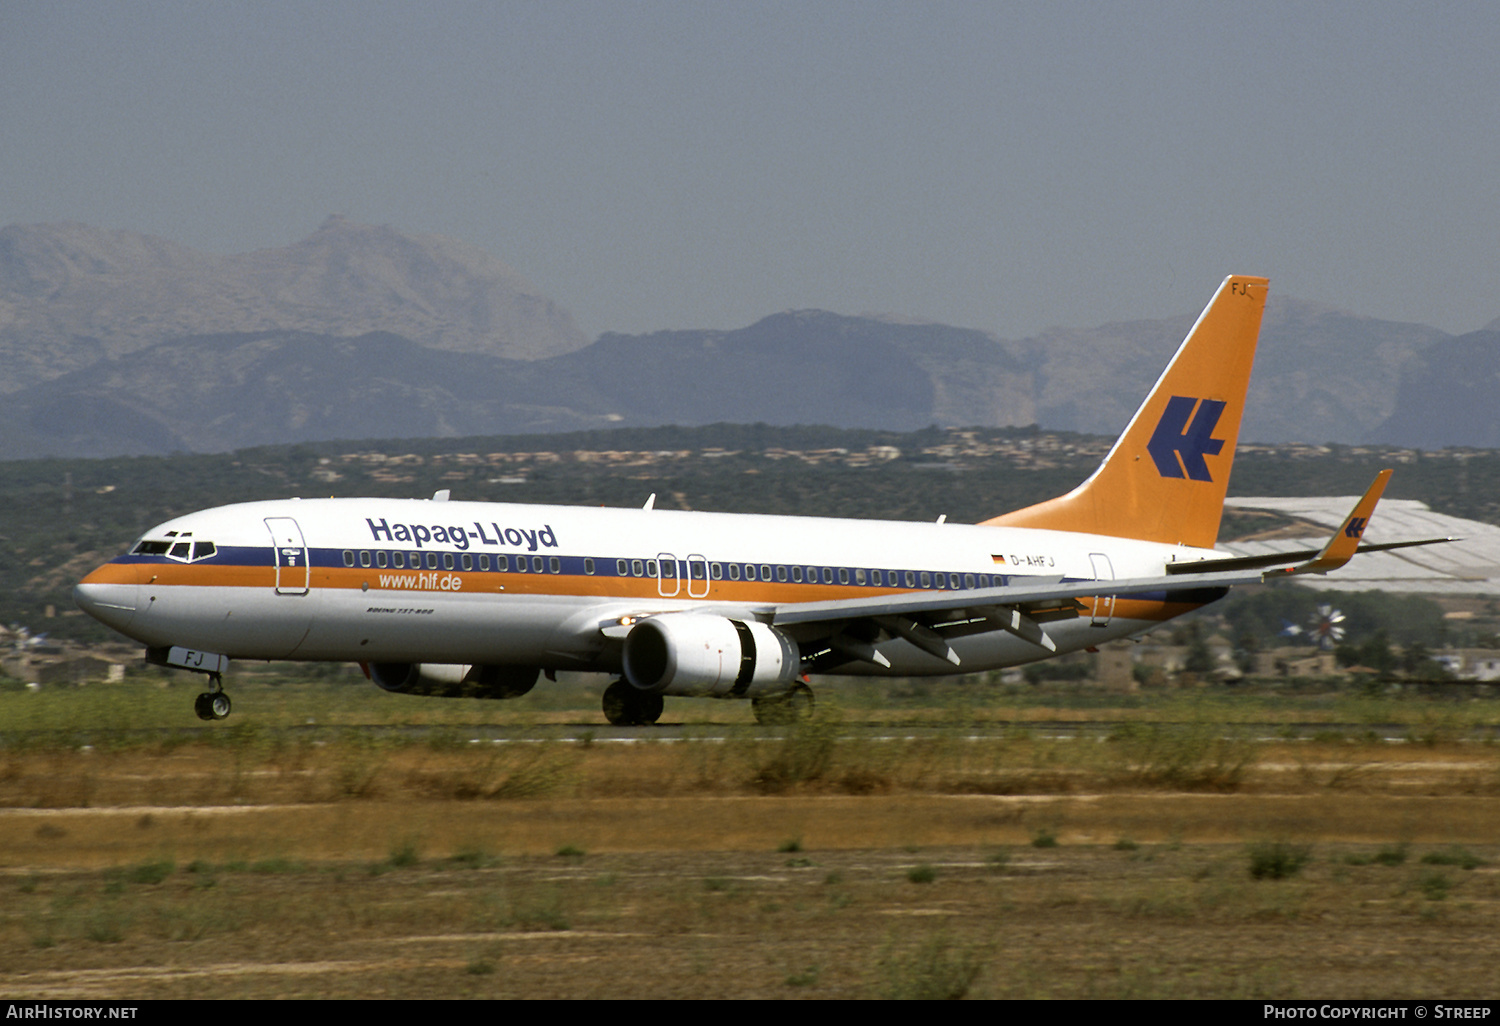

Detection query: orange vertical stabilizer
(982, 275), (1269, 548)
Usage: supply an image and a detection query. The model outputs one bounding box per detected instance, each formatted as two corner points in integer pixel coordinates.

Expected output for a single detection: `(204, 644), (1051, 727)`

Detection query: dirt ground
(2, 726), (1499, 999)
(3, 838), (1499, 999)
(2, 793), (1499, 999)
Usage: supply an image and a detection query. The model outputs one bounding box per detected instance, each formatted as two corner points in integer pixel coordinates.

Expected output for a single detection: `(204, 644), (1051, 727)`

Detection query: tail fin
(982, 275), (1269, 548)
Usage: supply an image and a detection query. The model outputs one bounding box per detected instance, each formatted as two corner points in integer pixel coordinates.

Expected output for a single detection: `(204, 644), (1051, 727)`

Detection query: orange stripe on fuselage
(85, 560), (1213, 623)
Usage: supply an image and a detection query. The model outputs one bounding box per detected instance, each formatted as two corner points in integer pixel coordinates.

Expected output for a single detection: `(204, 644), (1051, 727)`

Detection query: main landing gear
(751, 683), (815, 725)
(602, 679), (663, 726)
(193, 672), (232, 721)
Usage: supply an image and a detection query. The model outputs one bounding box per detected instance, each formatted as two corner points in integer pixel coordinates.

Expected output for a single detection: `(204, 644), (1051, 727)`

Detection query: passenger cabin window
(548, 556), (560, 573)
(461, 553), (472, 571)
(360, 551), (372, 568)
(393, 552), (405, 569)
(343, 550), (355, 567)
(728, 564), (741, 581)
(497, 555), (510, 571)
(584, 558), (595, 575)
(376, 551), (388, 568)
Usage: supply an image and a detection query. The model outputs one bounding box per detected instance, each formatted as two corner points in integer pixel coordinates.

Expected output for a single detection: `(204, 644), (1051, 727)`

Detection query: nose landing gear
(193, 673), (232, 721)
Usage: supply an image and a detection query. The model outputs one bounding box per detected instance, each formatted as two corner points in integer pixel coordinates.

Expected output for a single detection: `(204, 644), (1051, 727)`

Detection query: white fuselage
(75, 496), (1226, 679)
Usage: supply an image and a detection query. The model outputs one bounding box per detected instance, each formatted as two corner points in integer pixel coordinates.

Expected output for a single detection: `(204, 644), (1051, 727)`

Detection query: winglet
(1269, 470), (1393, 577)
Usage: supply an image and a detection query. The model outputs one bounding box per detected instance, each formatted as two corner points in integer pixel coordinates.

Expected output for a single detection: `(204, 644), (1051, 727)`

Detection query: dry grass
(4, 840), (1499, 999)
(3, 725), (1498, 810)
(5, 682), (1500, 997)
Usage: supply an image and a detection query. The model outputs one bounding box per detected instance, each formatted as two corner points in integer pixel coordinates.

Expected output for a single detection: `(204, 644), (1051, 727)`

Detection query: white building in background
(1435, 650), (1500, 682)
(1223, 497), (1500, 596)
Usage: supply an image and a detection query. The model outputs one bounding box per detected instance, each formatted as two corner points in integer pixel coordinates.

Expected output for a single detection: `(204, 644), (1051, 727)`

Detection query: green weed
(875, 932), (984, 1000)
(1247, 841), (1312, 880)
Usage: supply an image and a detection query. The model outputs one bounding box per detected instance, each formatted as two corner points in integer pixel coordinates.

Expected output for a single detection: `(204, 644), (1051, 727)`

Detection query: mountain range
(0, 219), (1487, 458)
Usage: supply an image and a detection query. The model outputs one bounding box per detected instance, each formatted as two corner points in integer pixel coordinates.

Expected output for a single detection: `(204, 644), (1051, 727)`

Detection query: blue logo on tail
(1147, 396), (1226, 481)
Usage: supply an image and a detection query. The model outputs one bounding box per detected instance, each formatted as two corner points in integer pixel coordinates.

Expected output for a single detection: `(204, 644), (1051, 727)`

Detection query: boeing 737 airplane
(74, 276), (1441, 724)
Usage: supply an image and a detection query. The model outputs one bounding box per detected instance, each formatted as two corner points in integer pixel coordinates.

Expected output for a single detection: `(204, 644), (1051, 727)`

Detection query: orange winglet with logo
(1268, 470), (1394, 577)
(982, 275), (1269, 548)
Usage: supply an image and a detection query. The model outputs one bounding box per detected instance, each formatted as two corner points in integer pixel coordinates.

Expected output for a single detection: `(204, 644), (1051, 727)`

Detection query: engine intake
(367, 662), (538, 700)
(621, 614), (799, 696)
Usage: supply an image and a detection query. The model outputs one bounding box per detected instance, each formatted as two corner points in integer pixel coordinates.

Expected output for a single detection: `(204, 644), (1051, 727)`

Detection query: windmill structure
(1307, 605), (1347, 650)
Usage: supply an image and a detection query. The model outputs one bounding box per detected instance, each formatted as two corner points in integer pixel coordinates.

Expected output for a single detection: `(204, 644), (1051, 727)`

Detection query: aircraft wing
(747, 471), (1448, 667)
(597, 471), (1449, 669)
(755, 567), (1264, 664)
(765, 568), (1261, 625)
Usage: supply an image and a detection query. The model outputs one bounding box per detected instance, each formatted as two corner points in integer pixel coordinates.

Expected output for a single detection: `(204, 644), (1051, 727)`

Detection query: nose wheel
(194, 673), (232, 721)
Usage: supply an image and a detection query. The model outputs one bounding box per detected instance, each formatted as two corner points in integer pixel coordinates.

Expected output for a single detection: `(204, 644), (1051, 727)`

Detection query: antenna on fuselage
(643, 493), (656, 510)
(433, 489), (451, 502)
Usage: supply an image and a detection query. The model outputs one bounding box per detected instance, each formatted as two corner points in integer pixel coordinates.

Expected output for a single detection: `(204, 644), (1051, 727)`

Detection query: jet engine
(367, 662), (538, 700)
(621, 613), (799, 696)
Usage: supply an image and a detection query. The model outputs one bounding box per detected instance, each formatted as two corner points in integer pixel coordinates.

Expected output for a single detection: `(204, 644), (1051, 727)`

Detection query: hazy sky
(4, 1), (1498, 341)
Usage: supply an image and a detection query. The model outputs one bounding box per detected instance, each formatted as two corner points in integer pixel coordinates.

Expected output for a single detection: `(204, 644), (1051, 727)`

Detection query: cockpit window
(133, 537), (217, 562)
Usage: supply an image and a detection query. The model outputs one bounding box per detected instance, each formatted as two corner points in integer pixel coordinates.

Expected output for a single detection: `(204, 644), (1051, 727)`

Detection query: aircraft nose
(73, 567), (139, 634)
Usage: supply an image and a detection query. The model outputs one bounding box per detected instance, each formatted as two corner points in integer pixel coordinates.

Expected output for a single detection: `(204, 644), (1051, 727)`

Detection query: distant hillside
(1368, 330), (1500, 448)
(0, 313), (1032, 458)
(1015, 296), (1446, 444)
(552, 311), (1031, 432)
(0, 218), (1487, 454)
(0, 217), (588, 393)
(0, 331), (626, 458)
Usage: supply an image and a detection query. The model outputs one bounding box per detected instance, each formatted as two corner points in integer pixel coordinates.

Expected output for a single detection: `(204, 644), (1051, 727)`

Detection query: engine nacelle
(367, 662), (539, 700)
(621, 614), (799, 697)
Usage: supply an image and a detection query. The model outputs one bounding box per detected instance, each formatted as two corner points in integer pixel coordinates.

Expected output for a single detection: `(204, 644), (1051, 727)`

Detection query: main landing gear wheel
(752, 683), (815, 725)
(194, 673), (232, 721)
(601, 679), (663, 726)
